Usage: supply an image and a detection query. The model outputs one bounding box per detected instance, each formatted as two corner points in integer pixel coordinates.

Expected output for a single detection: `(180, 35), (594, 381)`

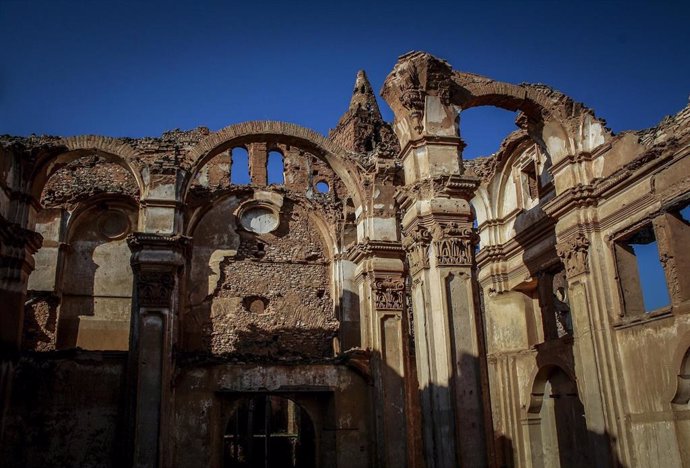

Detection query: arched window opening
(267, 150), (284, 185)
(231, 147), (251, 185)
(528, 367), (591, 468)
(224, 395), (316, 468)
(460, 107), (519, 160)
(315, 181), (329, 194)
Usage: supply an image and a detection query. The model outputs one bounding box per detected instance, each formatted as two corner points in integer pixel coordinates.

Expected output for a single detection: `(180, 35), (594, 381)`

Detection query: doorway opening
(224, 395), (316, 468)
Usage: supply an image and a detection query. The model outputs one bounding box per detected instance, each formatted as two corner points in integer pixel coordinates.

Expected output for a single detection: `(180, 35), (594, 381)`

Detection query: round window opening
(98, 211), (130, 239)
(315, 181), (330, 193)
(239, 207), (279, 234)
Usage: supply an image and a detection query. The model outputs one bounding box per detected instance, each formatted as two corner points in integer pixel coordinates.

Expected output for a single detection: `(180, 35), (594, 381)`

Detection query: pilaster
(347, 239), (411, 468)
(126, 232), (190, 468)
(555, 229), (629, 465)
(398, 174), (490, 468)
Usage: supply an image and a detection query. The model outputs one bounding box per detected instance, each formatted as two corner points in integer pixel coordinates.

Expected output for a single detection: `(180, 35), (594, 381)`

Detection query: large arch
(29, 136), (143, 202)
(184, 121), (365, 212)
(382, 52), (612, 163)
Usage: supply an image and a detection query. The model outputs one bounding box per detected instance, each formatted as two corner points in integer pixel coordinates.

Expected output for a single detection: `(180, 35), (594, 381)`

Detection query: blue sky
(1, 0), (688, 307)
(1, 0), (688, 158)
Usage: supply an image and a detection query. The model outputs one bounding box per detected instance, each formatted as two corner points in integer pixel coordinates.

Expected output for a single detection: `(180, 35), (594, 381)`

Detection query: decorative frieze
(431, 222), (476, 267)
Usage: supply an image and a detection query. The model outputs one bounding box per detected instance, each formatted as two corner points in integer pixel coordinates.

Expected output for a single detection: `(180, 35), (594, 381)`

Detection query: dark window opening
(538, 269), (572, 340)
(521, 161), (540, 202)
(679, 203), (690, 223)
(231, 147), (251, 185)
(267, 151), (284, 185)
(224, 395), (316, 468)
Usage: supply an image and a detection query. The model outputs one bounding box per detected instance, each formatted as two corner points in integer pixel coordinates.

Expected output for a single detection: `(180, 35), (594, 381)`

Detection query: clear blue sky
(1, 0), (688, 307)
(1, 0), (688, 156)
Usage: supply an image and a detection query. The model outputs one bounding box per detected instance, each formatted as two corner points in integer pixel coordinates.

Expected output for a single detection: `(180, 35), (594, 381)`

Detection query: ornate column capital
(402, 225), (432, 276)
(127, 233), (191, 309)
(381, 51), (455, 144)
(556, 232), (590, 278)
(371, 277), (406, 311)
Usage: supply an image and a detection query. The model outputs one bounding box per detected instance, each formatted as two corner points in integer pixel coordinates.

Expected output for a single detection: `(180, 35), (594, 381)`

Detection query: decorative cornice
(0, 215), (43, 254)
(127, 232), (190, 249)
(395, 174), (480, 211)
(344, 238), (405, 264)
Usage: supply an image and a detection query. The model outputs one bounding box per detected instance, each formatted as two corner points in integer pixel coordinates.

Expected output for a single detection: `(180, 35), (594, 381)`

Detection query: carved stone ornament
(556, 232), (590, 278)
(137, 271), (176, 308)
(373, 277), (405, 310)
(402, 225), (432, 275)
(430, 222), (476, 267)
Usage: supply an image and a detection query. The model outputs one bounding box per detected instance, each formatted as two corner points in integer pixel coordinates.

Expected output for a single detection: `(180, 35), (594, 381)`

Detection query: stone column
(126, 233), (189, 468)
(383, 51), (491, 468)
(0, 215), (42, 444)
(347, 240), (410, 468)
(398, 176), (489, 468)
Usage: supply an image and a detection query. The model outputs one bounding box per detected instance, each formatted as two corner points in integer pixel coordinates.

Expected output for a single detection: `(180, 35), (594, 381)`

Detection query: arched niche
(55, 198), (138, 350)
(671, 342), (690, 466)
(23, 145), (141, 351)
(526, 365), (591, 468)
(28, 140), (143, 203)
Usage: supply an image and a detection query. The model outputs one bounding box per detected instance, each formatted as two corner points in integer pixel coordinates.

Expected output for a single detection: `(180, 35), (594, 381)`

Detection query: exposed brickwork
(22, 294), (59, 351)
(40, 155), (139, 207)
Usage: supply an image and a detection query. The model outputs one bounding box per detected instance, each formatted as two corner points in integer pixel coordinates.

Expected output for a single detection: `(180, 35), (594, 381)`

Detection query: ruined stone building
(1, 51), (689, 468)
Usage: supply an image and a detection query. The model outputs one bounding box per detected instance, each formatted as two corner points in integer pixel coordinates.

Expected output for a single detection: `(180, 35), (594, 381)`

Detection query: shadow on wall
(506, 202), (622, 467)
(415, 350), (623, 467)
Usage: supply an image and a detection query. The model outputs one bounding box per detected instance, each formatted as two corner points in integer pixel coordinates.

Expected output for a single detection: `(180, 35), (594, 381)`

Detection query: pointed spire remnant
(329, 69), (400, 157)
(349, 70), (382, 117)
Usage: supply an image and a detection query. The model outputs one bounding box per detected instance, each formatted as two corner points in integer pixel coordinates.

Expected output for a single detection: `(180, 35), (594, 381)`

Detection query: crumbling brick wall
(40, 155), (138, 207)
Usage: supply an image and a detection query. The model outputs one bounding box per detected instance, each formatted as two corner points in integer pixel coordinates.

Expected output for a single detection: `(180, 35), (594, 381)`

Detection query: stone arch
(382, 52), (611, 163)
(451, 74), (611, 163)
(185, 193), (337, 262)
(184, 121), (365, 211)
(29, 137), (143, 202)
(525, 364), (591, 468)
(670, 335), (690, 405)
